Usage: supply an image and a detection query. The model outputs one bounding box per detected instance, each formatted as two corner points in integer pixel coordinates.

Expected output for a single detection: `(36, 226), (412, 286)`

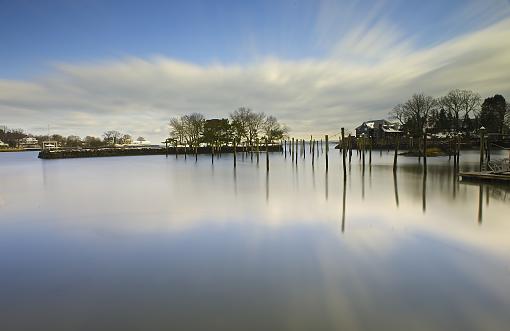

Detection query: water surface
(1, 149), (509, 330)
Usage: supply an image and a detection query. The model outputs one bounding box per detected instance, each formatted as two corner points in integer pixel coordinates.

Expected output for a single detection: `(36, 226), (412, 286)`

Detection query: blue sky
(1, 0), (510, 139)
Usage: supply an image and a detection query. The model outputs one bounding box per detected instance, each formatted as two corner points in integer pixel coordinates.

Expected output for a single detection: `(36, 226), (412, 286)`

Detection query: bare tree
(246, 111), (266, 146)
(389, 103), (406, 125)
(439, 89), (480, 132)
(229, 107), (250, 144)
(404, 93), (437, 135)
(103, 130), (122, 145)
(182, 113), (205, 148)
(169, 117), (186, 145)
(264, 115), (289, 143)
(119, 134), (132, 144)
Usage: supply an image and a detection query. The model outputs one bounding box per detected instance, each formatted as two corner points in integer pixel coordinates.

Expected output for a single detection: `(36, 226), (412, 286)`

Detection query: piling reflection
(325, 170), (329, 201)
(422, 172), (427, 214)
(266, 171), (269, 203)
(478, 184), (483, 224)
(393, 171), (399, 208)
(341, 176), (346, 233)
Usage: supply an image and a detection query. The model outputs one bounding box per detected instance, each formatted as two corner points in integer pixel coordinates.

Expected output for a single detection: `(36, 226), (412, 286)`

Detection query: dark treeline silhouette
(0, 125), (146, 149)
(389, 90), (509, 137)
(168, 107), (289, 149)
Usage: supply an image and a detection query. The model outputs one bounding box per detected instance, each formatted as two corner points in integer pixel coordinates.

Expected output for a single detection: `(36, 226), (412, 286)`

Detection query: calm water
(1, 148), (509, 330)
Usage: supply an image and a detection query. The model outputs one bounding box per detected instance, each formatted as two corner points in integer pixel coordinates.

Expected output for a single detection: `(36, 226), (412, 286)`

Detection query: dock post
(165, 140), (168, 157)
(175, 141), (178, 159)
(479, 127), (486, 172)
(302, 139), (306, 159)
(393, 135), (399, 173)
(211, 143), (214, 164)
(295, 138), (298, 164)
(292, 138), (295, 161)
(325, 135), (329, 172)
(348, 135), (352, 164)
(256, 138), (260, 164)
(362, 135), (365, 168)
(369, 135), (372, 165)
(312, 139), (315, 166)
(448, 138), (451, 161)
(341, 128), (346, 178)
(284, 140), (287, 157)
(456, 134), (461, 169)
(233, 140), (237, 168)
(309, 135), (312, 153)
(487, 135), (491, 162)
(266, 138), (269, 173)
(423, 128), (427, 173)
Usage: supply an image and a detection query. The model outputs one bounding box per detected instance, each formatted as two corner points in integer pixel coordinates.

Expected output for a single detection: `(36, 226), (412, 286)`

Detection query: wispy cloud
(1, 12), (510, 140)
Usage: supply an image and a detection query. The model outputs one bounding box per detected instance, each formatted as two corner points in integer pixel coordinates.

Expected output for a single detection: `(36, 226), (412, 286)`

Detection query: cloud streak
(1, 16), (510, 141)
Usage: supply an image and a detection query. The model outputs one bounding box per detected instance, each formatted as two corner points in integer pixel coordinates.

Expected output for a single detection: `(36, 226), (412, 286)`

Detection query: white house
(18, 137), (40, 150)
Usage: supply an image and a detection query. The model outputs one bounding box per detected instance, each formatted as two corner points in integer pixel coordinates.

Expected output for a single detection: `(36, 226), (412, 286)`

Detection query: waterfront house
(355, 119), (402, 139)
(0, 140), (8, 148)
(18, 137), (40, 150)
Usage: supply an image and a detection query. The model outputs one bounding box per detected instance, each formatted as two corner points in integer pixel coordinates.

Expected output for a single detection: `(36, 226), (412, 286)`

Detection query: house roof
(356, 119), (390, 130)
(382, 127), (402, 133)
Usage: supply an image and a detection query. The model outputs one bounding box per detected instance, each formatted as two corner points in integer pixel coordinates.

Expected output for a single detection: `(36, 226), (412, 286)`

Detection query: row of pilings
(162, 129), (493, 175)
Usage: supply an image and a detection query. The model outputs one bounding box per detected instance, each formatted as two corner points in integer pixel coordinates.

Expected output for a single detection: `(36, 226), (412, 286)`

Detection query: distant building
(355, 119), (402, 139)
(18, 137), (40, 150)
(0, 140), (8, 148)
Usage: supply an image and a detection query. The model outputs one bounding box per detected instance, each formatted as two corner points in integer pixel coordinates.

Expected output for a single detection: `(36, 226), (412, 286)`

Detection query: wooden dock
(459, 171), (510, 184)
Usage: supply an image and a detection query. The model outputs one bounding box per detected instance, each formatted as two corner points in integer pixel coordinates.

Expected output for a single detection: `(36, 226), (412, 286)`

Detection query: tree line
(389, 90), (509, 137)
(0, 126), (146, 148)
(168, 107), (289, 149)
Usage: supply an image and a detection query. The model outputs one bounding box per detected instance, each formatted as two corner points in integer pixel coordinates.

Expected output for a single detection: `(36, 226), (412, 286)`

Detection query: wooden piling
(448, 138), (451, 161)
(423, 129), (427, 173)
(369, 136), (372, 165)
(265, 138), (269, 172)
(295, 138), (298, 164)
(479, 128), (485, 172)
(211, 143), (214, 164)
(302, 139), (306, 159)
(292, 138), (295, 161)
(362, 136), (365, 168)
(341, 128), (346, 177)
(348, 134), (352, 164)
(233, 140), (237, 168)
(393, 135), (399, 173)
(487, 135), (491, 162)
(256, 138), (260, 164)
(325, 135), (329, 172)
(312, 139), (315, 166)
(458, 136), (461, 166)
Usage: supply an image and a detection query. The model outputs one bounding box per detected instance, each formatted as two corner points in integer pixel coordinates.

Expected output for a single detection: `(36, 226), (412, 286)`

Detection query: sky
(1, 0), (510, 141)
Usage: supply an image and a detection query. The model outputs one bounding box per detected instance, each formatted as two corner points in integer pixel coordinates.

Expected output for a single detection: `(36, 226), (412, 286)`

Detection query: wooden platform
(459, 171), (510, 183)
